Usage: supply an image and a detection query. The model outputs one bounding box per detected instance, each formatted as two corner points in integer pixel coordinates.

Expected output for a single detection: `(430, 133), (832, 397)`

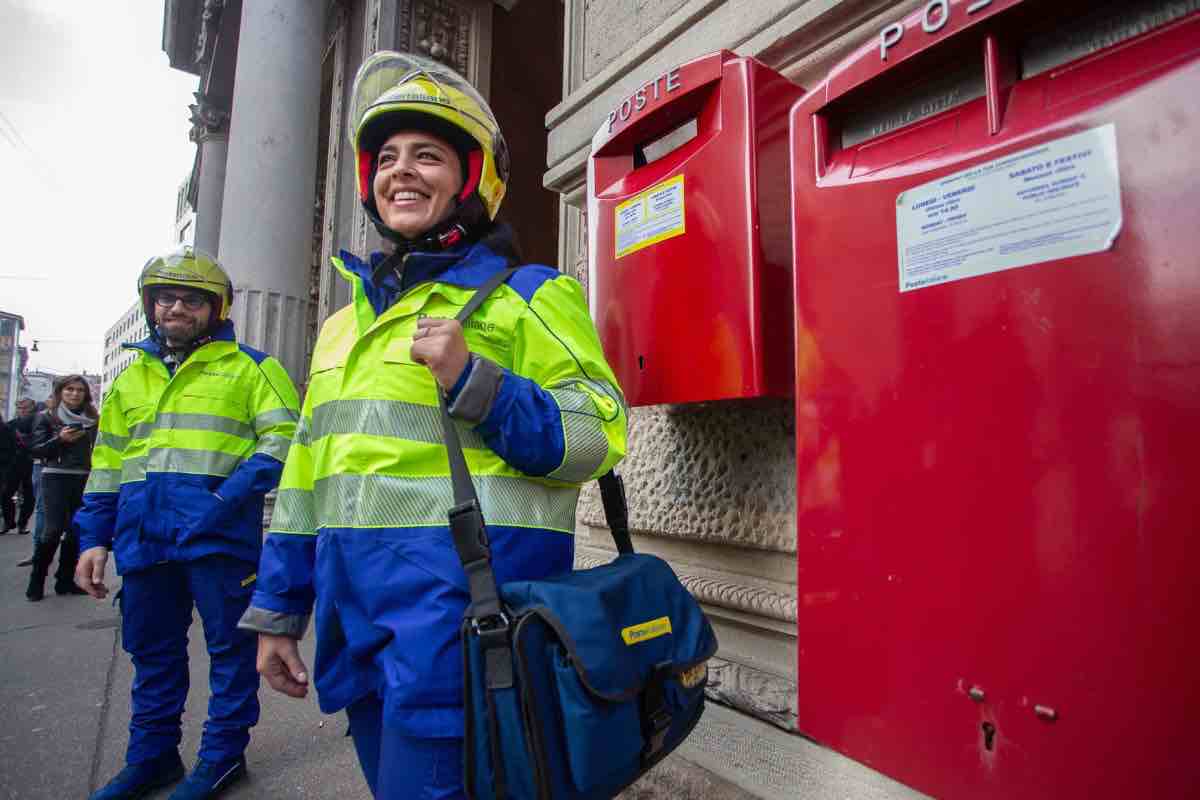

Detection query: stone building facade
(160, 1), (936, 797)
(100, 300), (148, 402)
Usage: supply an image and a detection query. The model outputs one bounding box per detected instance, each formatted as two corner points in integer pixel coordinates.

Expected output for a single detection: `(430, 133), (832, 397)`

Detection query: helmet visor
(138, 246), (233, 321)
(349, 52), (500, 150)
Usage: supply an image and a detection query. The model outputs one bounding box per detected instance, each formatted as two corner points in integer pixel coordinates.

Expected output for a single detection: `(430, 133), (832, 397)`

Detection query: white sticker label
(615, 174), (685, 259)
(896, 124), (1122, 292)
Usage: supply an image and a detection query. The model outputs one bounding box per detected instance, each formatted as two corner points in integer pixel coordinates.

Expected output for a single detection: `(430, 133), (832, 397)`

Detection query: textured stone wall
(561, 202), (798, 555)
(583, 0), (691, 80)
(578, 400), (796, 552)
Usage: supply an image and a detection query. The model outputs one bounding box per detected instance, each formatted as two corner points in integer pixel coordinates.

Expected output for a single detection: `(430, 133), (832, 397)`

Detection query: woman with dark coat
(27, 375), (98, 600)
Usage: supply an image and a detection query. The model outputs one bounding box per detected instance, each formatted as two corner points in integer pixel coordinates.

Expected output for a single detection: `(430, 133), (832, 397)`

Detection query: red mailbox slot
(790, 1), (1200, 798)
(588, 51), (803, 406)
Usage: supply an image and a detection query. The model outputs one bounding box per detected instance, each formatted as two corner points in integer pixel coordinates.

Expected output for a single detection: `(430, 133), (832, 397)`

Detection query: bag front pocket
(549, 643), (644, 794)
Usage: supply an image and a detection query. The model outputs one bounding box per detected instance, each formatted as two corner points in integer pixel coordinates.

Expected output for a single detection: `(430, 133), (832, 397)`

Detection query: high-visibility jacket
(75, 320), (300, 572)
(242, 235), (627, 737)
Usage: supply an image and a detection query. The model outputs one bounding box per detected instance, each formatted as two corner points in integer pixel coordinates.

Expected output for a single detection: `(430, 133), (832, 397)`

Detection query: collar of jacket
(121, 318), (239, 365)
(334, 235), (512, 335)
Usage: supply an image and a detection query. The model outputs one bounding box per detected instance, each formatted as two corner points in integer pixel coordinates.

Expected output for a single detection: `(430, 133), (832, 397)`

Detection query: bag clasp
(640, 661), (675, 762)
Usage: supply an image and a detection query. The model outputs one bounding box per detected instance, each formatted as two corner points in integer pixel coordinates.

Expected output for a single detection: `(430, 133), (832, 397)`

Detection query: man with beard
(74, 247), (300, 800)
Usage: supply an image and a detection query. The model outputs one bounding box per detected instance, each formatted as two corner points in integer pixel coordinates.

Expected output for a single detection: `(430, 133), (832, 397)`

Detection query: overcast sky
(0, 0), (198, 375)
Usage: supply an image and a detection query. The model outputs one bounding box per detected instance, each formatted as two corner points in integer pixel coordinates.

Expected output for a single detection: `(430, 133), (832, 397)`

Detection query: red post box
(587, 51), (803, 406)
(789, 1), (1200, 798)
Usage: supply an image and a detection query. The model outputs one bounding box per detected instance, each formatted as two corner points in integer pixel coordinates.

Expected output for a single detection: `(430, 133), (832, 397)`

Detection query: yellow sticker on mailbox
(621, 615), (673, 645)
(614, 174), (686, 259)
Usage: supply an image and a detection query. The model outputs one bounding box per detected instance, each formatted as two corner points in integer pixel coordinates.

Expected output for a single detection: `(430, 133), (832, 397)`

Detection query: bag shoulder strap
(438, 266), (635, 622)
(598, 471), (633, 555)
(439, 266), (517, 510)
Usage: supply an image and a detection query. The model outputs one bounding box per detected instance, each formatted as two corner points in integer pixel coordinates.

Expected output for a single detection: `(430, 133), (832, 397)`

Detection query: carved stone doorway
(487, 0), (564, 267)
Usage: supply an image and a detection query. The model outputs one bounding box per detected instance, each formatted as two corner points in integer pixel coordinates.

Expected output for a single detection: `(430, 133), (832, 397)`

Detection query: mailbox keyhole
(638, 355), (645, 370)
(981, 721), (997, 752)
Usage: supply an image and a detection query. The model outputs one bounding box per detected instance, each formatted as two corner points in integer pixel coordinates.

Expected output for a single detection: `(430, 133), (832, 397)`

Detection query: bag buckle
(472, 611), (515, 690)
(640, 662), (674, 762)
(470, 610), (511, 637)
(643, 706), (672, 757)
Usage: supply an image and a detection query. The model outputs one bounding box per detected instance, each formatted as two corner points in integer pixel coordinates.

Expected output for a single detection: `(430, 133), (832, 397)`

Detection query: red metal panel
(790, 1), (1200, 798)
(589, 51), (803, 406)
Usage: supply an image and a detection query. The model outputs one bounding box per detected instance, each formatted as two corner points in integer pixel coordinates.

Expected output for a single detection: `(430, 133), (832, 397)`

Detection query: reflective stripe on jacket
(244, 235), (627, 736)
(74, 320), (300, 572)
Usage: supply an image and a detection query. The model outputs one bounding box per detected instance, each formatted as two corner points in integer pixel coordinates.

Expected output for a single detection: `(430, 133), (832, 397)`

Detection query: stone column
(188, 93), (229, 256)
(217, 0), (323, 383)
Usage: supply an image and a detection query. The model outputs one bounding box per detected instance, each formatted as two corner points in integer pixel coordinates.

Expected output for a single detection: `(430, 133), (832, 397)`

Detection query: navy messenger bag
(440, 269), (719, 800)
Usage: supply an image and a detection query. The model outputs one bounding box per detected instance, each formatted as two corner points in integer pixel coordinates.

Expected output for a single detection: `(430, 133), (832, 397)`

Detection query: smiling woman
(372, 131), (464, 239)
(237, 52), (628, 800)
(25, 375), (98, 601)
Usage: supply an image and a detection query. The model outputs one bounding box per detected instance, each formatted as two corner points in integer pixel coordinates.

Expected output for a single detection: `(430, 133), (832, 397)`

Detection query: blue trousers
(28, 463), (44, 558)
(346, 695), (466, 800)
(120, 556), (260, 765)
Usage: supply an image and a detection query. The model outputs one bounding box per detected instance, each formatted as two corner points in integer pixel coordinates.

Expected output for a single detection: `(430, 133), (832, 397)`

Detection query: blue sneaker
(168, 756), (247, 799)
(90, 750), (185, 799)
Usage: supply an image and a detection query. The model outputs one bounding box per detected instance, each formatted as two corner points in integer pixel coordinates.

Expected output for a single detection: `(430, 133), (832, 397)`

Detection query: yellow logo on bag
(621, 616), (672, 645)
(678, 662), (708, 689)
(240, 573), (257, 587)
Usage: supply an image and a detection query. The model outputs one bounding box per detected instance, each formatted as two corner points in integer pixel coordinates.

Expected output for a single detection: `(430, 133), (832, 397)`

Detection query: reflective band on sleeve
(95, 432), (131, 454)
(155, 412), (255, 440)
(254, 407), (300, 431)
(293, 416), (312, 447)
(313, 473), (578, 532)
(255, 433), (292, 462)
(545, 383), (612, 483)
(121, 456), (148, 483)
(311, 397), (488, 450)
(269, 487), (317, 535)
(146, 447), (244, 477)
(84, 468), (121, 494)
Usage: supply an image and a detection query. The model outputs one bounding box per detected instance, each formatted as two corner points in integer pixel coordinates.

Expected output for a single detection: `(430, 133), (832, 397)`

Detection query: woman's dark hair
(53, 375), (98, 419)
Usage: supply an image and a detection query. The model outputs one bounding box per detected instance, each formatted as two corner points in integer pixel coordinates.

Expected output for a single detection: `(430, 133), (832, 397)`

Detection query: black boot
(55, 535), (84, 595)
(26, 543), (52, 602)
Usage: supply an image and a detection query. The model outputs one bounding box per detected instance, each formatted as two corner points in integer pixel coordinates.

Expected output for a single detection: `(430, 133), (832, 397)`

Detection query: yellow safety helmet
(348, 51), (509, 245)
(138, 246), (234, 328)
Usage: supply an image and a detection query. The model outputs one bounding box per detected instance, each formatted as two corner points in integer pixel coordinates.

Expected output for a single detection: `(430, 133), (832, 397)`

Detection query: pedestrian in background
(240, 53), (626, 800)
(0, 412), (18, 530)
(17, 394), (53, 568)
(3, 397), (38, 534)
(26, 376), (97, 600)
(75, 247), (299, 800)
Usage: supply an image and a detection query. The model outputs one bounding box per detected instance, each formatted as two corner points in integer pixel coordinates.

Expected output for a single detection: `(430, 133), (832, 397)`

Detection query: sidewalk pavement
(0, 532), (368, 800)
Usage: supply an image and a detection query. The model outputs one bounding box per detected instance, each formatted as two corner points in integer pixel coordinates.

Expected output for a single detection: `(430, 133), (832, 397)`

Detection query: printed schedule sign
(615, 174), (686, 259)
(896, 125), (1122, 292)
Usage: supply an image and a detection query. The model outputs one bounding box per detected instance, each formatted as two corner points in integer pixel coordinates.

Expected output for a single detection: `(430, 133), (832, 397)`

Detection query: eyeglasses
(154, 291), (209, 310)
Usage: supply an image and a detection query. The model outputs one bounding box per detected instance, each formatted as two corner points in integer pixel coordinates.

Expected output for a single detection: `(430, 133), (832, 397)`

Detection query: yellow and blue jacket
(240, 232), (627, 736)
(75, 320), (300, 571)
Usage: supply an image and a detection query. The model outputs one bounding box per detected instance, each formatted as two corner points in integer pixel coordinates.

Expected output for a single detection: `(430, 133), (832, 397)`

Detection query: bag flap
(501, 553), (718, 701)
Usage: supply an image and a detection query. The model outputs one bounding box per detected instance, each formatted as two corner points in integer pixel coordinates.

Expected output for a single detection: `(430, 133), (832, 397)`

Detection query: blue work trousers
(120, 555), (260, 765)
(346, 695), (466, 800)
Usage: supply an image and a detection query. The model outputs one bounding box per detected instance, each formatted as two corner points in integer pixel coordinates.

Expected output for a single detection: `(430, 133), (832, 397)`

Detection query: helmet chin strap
(366, 193), (490, 286)
(154, 324), (213, 357)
